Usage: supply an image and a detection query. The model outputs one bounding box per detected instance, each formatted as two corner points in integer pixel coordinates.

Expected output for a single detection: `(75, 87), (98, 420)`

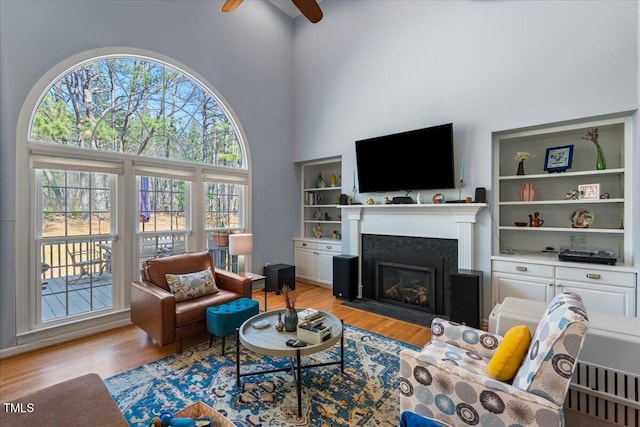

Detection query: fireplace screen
(376, 261), (435, 312)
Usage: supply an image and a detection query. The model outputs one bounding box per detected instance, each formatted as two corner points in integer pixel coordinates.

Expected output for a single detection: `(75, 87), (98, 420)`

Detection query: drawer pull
(326, 246), (332, 250)
(516, 266), (528, 272)
(302, 243), (307, 247)
(586, 273), (601, 280)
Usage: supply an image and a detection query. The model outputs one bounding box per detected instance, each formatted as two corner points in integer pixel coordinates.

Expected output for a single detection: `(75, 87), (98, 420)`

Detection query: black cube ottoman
(263, 263), (295, 294)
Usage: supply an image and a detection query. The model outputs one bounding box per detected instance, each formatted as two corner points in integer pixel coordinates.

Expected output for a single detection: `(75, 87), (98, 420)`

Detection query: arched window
(31, 57), (244, 167)
(17, 51), (250, 339)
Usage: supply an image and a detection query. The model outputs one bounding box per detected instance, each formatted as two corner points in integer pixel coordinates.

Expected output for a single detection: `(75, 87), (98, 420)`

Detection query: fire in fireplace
(361, 234), (458, 319)
(377, 261), (435, 313)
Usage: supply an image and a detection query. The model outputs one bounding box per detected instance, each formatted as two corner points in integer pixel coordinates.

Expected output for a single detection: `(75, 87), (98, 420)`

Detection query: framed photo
(544, 145), (574, 172)
(578, 183), (600, 200)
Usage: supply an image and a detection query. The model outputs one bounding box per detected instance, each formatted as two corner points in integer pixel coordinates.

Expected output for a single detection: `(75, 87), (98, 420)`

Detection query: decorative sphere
(432, 193), (445, 204)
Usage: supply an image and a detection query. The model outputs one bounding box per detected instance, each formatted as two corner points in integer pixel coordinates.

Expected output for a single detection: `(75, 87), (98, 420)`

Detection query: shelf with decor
(491, 113), (637, 317)
(295, 157), (344, 287)
(299, 158), (343, 242)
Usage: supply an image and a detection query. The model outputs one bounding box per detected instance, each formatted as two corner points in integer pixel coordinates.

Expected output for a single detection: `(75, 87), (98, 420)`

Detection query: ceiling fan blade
(221, 0), (244, 12)
(291, 0), (323, 23)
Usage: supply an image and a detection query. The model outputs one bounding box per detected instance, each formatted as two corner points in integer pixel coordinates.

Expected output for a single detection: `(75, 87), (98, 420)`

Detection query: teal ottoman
(206, 297), (259, 355)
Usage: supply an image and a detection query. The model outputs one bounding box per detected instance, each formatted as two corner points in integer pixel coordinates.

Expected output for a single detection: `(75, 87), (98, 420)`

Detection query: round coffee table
(236, 309), (344, 417)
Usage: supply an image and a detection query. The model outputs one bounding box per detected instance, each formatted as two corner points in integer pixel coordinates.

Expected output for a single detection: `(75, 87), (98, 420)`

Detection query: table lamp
(228, 233), (253, 275)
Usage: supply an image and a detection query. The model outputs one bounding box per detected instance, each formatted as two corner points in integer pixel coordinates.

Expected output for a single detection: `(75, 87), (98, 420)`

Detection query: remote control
(286, 339), (307, 347)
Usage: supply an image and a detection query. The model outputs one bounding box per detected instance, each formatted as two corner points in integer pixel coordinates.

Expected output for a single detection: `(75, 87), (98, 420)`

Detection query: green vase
(595, 142), (606, 170)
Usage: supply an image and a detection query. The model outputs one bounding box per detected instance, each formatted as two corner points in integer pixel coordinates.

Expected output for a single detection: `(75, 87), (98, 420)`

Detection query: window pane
(138, 176), (187, 232)
(31, 57), (243, 168)
(42, 169), (112, 237)
(205, 182), (242, 229)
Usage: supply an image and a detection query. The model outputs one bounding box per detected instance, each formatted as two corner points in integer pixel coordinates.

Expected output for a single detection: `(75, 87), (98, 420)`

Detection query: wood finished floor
(0, 281), (431, 401)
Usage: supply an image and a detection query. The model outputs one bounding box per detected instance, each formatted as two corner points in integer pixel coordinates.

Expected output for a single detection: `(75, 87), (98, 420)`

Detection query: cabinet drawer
(294, 240), (317, 250)
(492, 260), (554, 278)
(318, 242), (341, 253)
(556, 266), (636, 288)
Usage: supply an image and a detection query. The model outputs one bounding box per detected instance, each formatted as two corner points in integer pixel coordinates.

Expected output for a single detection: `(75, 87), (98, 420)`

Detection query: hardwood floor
(0, 282), (431, 401)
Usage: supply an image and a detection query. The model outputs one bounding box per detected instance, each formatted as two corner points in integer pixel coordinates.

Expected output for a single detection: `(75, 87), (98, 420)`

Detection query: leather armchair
(130, 251), (252, 352)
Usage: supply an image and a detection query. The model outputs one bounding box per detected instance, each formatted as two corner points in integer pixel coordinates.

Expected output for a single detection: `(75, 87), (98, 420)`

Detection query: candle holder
(458, 179), (465, 202)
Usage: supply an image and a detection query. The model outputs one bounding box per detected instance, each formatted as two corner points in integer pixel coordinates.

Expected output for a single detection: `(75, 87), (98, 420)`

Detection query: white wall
(0, 0), (297, 350)
(292, 0), (639, 319)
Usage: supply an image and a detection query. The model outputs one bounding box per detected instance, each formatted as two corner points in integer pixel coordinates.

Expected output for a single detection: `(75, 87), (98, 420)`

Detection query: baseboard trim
(1, 311), (131, 358)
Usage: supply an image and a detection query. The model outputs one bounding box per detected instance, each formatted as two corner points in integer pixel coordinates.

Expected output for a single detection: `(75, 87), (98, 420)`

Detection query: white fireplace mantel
(341, 203), (487, 270)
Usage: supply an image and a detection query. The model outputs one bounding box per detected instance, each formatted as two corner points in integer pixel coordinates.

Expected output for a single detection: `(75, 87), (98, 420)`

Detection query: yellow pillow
(487, 325), (532, 381)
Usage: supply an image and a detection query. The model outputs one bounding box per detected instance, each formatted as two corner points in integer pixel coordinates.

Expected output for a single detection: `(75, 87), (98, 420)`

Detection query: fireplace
(361, 234), (457, 319)
(377, 261), (435, 313)
(340, 204), (485, 326)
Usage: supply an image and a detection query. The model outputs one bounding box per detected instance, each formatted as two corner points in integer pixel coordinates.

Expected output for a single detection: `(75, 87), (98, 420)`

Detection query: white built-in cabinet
(491, 258), (636, 316)
(491, 113), (637, 317)
(294, 157), (343, 287)
(293, 239), (342, 287)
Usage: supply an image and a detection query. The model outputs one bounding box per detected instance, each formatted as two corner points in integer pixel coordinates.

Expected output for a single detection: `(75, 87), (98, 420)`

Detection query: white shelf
(499, 168), (624, 181)
(499, 226), (624, 233)
(303, 220), (341, 224)
(499, 198), (624, 206)
(304, 187), (341, 191)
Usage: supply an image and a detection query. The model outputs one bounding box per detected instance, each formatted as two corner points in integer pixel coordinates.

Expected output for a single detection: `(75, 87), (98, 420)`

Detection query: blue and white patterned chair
(399, 292), (589, 427)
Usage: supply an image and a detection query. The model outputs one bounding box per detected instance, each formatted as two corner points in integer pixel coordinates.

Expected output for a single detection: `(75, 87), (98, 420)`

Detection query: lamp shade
(228, 233), (253, 256)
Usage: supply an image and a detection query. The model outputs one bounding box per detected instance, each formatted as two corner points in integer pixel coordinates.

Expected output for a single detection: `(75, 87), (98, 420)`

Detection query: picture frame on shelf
(578, 183), (600, 200)
(544, 144), (574, 172)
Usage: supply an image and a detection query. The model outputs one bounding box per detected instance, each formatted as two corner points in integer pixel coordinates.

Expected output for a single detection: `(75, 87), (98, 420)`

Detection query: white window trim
(14, 47), (252, 351)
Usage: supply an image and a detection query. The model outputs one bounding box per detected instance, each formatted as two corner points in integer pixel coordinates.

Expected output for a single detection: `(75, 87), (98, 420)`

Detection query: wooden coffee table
(236, 309), (344, 417)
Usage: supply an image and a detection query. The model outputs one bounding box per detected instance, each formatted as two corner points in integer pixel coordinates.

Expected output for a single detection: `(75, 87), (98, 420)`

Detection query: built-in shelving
(491, 113), (637, 317)
(492, 114), (632, 264)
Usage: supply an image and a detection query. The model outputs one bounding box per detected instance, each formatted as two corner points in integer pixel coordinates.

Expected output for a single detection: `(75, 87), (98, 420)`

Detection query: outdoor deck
(41, 272), (113, 322)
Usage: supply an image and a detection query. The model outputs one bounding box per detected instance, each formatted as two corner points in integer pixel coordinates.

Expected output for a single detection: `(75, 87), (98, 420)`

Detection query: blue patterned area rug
(106, 325), (419, 426)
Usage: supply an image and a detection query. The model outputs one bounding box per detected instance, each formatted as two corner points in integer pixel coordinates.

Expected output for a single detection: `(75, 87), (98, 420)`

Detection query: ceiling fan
(221, 0), (323, 23)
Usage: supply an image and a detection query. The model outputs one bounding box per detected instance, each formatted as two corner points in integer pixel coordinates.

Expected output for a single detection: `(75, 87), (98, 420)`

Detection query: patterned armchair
(399, 292), (589, 427)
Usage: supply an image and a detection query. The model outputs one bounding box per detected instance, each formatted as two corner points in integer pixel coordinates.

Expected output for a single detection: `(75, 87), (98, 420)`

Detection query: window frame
(15, 47), (252, 347)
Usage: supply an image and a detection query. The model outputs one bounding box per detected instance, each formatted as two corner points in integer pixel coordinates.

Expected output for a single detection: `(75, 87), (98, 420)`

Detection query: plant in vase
(515, 151), (534, 175)
(581, 127), (606, 170)
(282, 285), (298, 332)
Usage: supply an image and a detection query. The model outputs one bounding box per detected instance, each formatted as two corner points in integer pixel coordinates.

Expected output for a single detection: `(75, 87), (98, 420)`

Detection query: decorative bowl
(570, 209), (594, 228)
(514, 222), (528, 227)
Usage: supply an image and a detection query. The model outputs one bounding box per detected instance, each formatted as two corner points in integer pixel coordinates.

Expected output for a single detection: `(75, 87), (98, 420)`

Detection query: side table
(242, 272), (268, 311)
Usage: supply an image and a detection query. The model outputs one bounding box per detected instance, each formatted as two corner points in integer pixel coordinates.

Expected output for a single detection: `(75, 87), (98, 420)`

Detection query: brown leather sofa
(130, 251), (252, 352)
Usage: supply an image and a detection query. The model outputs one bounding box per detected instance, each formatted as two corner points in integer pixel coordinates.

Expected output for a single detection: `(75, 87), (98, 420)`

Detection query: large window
(18, 51), (250, 335)
(31, 57), (243, 167)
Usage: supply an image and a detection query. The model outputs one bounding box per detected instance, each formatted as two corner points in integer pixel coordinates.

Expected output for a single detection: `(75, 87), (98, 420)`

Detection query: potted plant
(212, 221), (229, 247)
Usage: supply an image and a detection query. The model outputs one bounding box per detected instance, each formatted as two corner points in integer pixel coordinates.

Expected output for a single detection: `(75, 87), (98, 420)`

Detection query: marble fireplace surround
(341, 204), (487, 299)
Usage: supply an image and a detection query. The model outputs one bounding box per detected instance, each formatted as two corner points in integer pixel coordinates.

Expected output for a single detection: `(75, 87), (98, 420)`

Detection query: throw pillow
(166, 267), (219, 302)
(487, 325), (532, 381)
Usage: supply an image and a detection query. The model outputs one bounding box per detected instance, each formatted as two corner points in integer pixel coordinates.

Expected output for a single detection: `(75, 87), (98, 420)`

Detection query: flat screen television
(355, 123), (455, 193)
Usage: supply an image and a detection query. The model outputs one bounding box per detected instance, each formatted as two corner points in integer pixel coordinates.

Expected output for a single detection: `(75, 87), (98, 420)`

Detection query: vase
(284, 308), (298, 332)
(520, 182), (535, 201)
(595, 142), (607, 170)
(516, 160), (525, 176)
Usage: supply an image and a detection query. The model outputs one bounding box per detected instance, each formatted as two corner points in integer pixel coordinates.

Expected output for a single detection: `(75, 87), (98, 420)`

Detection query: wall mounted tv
(355, 123), (455, 193)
